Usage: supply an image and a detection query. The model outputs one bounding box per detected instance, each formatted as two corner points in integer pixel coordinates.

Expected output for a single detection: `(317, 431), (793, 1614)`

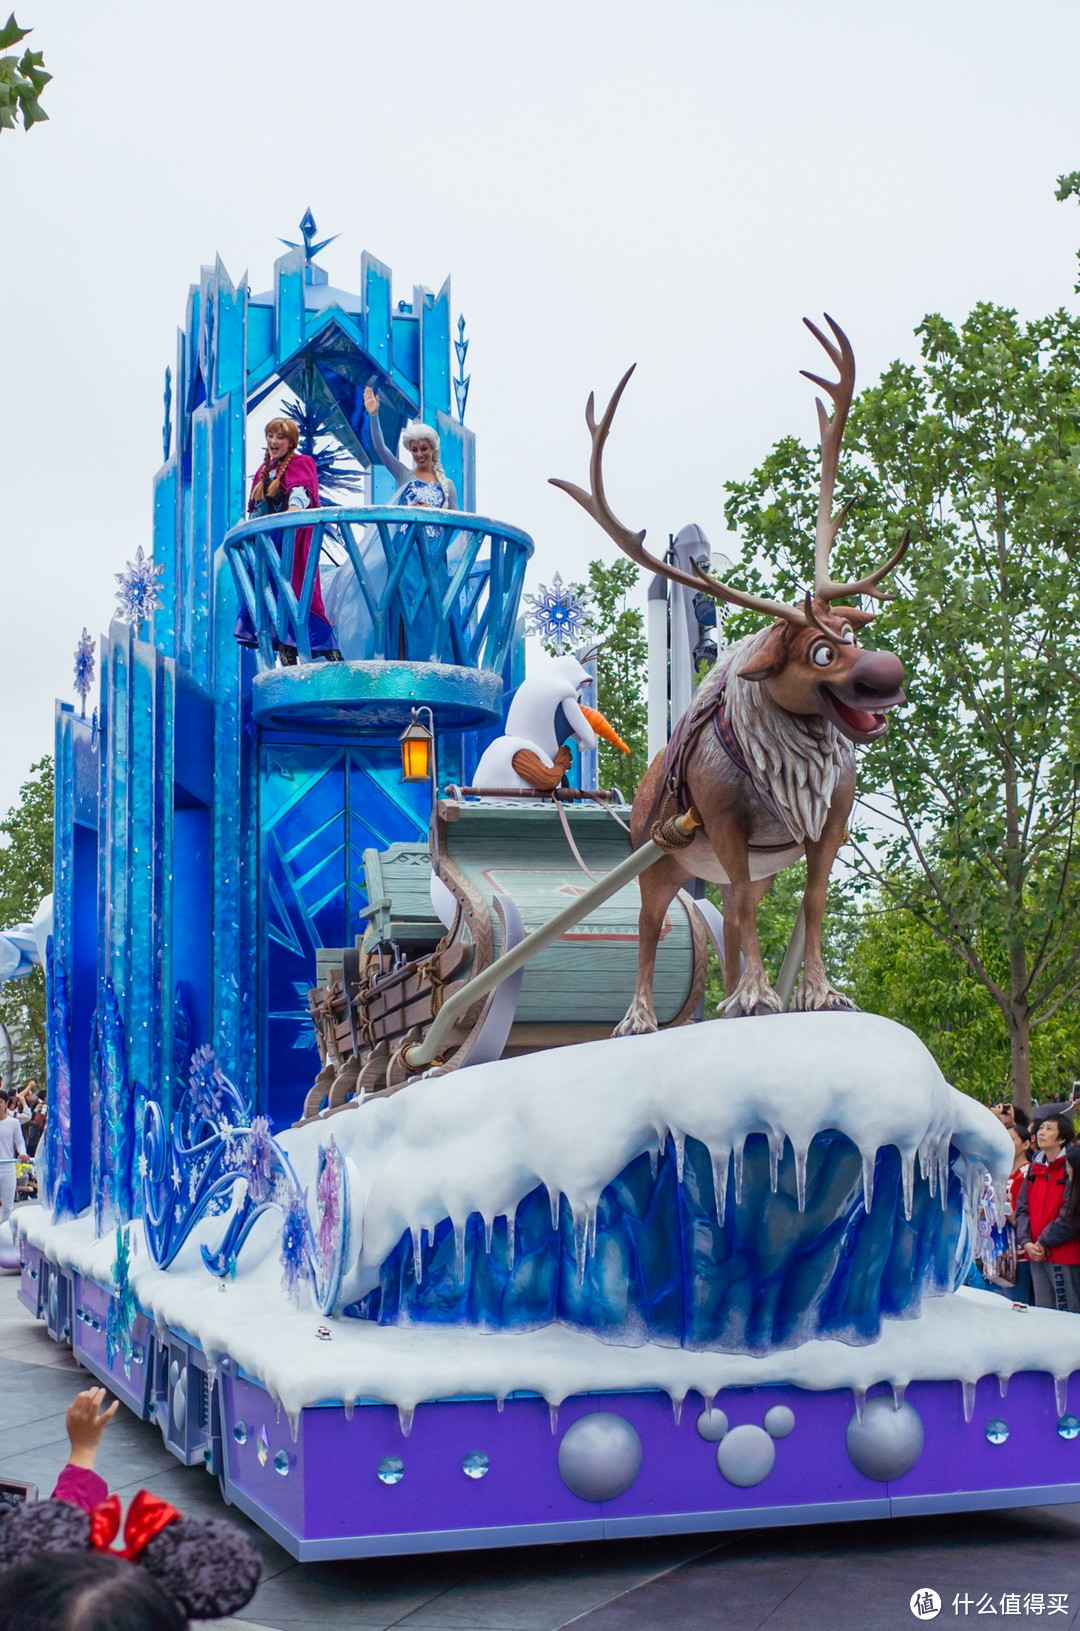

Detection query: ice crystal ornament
(241, 1117), (275, 1206)
(281, 1186), (312, 1304)
(524, 572), (594, 654)
(73, 629), (95, 717)
(114, 546), (165, 629)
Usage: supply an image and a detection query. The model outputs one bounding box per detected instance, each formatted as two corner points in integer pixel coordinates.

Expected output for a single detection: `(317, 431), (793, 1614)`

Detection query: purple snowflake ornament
(114, 546), (165, 628)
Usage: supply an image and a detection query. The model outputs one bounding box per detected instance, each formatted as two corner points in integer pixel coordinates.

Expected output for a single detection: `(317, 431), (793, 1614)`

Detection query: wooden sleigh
(297, 794), (715, 1125)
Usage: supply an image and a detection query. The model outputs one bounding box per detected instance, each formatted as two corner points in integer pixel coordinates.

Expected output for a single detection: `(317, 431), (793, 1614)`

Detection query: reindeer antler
(550, 367), (808, 628)
(802, 314), (909, 605)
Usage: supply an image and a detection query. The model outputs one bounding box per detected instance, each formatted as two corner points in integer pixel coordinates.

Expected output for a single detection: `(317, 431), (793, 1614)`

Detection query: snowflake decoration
(523, 572), (594, 655)
(240, 1117), (275, 1206)
(280, 1186), (312, 1304)
(73, 629), (95, 717)
(114, 546), (165, 628)
(315, 1137), (345, 1284)
(188, 1045), (230, 1126)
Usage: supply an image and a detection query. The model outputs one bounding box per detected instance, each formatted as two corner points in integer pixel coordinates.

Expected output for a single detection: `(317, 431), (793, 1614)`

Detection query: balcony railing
(223, 507), (534, 673)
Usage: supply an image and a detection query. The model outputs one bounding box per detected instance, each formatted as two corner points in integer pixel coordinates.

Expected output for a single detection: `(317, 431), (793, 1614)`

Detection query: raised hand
(66, 1386), (119, 1468)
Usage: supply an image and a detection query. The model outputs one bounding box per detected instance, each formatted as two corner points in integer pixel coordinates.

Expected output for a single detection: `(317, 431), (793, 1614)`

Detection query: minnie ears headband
(0, 1490), (261, 1621)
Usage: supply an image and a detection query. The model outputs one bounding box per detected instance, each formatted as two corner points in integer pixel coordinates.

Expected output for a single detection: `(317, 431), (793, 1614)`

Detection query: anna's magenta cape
(249, 452), (328, 622)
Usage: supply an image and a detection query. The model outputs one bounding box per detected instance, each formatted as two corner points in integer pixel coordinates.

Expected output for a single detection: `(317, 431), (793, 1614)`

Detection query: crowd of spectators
(975, 1092), (1080, 1312)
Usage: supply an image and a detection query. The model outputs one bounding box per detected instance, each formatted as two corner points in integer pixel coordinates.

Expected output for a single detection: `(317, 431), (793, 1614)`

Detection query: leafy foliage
(722, 299), (1080, 1106)
(0, 757), (53, 1086)
(586, 558), (648, 795)
(0, 14), (49, 134)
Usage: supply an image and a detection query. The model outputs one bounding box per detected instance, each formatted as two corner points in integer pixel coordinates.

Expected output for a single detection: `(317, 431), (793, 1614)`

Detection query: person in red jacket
(1016, 1113), (1080, 1312)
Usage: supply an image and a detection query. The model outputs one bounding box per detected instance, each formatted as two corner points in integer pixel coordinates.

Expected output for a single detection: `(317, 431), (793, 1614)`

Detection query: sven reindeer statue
(551, 316), (907, 1028)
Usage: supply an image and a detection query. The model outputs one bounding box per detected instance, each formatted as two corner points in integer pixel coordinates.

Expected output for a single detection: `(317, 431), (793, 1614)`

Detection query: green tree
(586, 558), (648, 795)
(0, 757), (53, 1086)
(846, 889), (1080, 1105)
(0, 14), (49, 134)
(723, 297), (1080, 1110)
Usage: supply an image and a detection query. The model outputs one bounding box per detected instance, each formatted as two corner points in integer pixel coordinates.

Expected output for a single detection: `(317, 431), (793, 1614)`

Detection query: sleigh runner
(300, 794), (711, 1122)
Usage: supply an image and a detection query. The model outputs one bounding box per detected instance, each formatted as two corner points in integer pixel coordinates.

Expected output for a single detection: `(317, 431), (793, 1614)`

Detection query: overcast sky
(2, 0), (1080, 815)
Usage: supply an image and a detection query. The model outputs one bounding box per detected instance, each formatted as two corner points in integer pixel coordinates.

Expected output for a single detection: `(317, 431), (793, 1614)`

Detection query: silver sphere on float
(763, 1405), (796, 1439)
(695, 1407), (729, 1443)
(716, 1424), (776, 1487)
(846, 1396), (924, 1481)
(557, 1412), (643, 1502)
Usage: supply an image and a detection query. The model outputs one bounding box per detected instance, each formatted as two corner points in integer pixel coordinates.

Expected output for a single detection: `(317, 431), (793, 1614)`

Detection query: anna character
(235, 418), (341, 663)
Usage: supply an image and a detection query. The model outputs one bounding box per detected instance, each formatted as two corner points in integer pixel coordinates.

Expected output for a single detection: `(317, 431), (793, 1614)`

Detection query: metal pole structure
(404, 808), (701, 1072)
(0, 1018), (13, 1086)
(646, 574), (668, 763)
(775, 903), (807, 1011)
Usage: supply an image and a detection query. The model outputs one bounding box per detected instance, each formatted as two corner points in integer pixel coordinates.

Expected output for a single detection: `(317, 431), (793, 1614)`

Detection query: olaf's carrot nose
(580, 705), (631, 754)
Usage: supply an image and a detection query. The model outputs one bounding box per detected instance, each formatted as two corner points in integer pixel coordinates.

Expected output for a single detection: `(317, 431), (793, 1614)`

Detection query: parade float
(10, 218), (1080, 1561)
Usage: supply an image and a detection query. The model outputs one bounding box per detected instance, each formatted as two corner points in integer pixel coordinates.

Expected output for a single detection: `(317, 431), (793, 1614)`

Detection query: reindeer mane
(698, 628), (855, 845)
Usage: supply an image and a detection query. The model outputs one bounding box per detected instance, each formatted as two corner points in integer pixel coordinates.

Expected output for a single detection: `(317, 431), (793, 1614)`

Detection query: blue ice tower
(48, 219), (531, 1220)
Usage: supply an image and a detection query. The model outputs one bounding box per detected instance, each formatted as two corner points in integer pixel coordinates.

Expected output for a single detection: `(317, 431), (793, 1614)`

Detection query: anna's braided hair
(251, 418), (300, 505)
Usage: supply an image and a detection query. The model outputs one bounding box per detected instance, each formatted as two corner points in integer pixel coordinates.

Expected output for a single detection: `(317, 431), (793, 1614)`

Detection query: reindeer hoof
(791, 980), (858, 1013)
(613, 998), (658, 1037)
(720, 980), (783, 1019)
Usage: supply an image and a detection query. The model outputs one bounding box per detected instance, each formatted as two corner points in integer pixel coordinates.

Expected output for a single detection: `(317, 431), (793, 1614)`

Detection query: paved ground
(4, 1251), (1080, 1630)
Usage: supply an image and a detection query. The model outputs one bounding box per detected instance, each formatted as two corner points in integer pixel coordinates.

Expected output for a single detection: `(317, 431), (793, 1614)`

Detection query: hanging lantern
(399, 715), (433, 783)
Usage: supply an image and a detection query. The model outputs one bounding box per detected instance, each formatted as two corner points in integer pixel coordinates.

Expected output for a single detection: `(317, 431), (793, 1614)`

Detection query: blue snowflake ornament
(523, 572), (594, 654)
(114, 547), (165, 628)
(73, 629), (95, 717)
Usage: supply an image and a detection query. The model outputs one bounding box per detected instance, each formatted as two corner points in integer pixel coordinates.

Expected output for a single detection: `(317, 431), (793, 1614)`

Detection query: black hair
(1038, 1113), (1075, 1148)
(1062, 1146), (1080, 1233)
(1011, 1104), (1030, 1130)
(0, 1497), (260, 1624)
(0, 1552), (186, 1631)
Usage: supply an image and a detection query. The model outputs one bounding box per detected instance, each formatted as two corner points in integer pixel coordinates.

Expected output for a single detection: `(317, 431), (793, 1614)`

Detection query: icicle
(586, 1206), (597, 1261)
(453, 1220), (466, 1283)
(901, 1151), (915, 1222)
(938, 1144), (951, 1211)
(287, 1409), (300, 1444)
(794, 1143), (808, 1214)
(925, 1138), (938, 1199)
(861, 1150), (876, 1214)
(496, 1395), (505, 1414)
(961, 1380), (976, 1423)
(273, 1395), (282, 1425)
(398, 1405), (415, 1438)
(483, 1214), (494, 1256)
(1056, 1377), (1069, 1417)
(674, 1133), (686, 1185)
(712, 1150), (730, 1224)
(505, 1212), (516, 1272)
(549, 1187), (561, 1233)
(343, 1398), (355, 1421)
(767, 1133), (782, 1194)
(671, 1394), (684, 1426)
(548, 1403), (560, 1435)
(573, 1208), (588, 1285)
(891, 1383), (906, 1410)
(657, 1128), (668, 1158)
(411, 1225), (424, 1283)
(648, 1146), (658, 1182)
(733, 1139), (745, 1206)
(852, 1387), (866, 1423)
(998, 1375), (1009, 1399)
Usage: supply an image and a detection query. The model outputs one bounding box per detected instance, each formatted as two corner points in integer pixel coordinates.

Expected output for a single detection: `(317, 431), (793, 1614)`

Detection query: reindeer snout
(845, 649), (905, 704)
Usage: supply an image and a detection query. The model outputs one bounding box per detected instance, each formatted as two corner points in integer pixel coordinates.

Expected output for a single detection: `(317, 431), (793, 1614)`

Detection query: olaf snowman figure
(473, 654), (629, 793)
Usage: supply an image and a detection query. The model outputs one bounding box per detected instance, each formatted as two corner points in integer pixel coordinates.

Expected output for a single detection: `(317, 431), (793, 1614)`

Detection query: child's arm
(51, 1387), (119, 1510)
(64, 1386), (119, 1470)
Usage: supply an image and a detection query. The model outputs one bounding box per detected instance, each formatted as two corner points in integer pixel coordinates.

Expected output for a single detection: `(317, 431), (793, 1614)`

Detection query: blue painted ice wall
(49, 226), (499, 1215)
